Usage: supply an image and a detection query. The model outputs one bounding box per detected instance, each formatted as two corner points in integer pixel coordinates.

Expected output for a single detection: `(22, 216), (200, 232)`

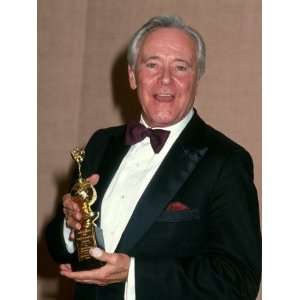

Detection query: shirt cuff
(63, 218), (75, 253)
(124, 257), (136, 300)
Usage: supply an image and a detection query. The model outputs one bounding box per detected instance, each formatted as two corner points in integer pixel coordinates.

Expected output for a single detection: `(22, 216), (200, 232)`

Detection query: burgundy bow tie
(125, 122), (170, 153)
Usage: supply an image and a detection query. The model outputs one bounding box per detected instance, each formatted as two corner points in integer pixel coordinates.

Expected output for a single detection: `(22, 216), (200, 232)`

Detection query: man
(46, 15), (261, 300)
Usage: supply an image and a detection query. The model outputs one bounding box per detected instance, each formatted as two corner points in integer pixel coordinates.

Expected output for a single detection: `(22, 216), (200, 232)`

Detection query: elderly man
(46, 15), (261, 300)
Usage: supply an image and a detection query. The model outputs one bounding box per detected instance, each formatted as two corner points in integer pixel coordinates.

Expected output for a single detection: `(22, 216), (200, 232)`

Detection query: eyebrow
(142, 56), (192, 67)
(174, 59), (192, 67)
(141, 56), (160, 62)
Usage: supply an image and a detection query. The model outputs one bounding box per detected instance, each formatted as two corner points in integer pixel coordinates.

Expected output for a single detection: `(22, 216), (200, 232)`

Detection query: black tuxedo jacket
(46, 112), (261, 300)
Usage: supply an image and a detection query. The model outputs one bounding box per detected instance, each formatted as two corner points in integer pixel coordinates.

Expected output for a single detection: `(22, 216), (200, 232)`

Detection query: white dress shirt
(63, 109), (194, 300)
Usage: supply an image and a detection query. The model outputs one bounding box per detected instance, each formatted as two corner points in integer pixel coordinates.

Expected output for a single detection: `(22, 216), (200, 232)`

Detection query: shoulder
(83, 124), (126, 152)
(85, 123), (126, 151)
(87, 124), (126, 144)
(202, 122), (254, 179)
(81, 124), (126, 175)
(187, 114), (254, 178)
(189, 114), (251, 160)
(204, 123), (249, 155)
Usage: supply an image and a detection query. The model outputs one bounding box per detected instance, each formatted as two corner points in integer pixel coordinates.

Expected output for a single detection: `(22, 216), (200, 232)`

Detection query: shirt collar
(140, 109), (194, 133)
(139, 109), (194, 148)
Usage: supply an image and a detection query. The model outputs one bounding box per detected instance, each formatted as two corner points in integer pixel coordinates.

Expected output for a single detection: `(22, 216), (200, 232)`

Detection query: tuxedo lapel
(116, 114), (209, 254)
(92, 128), (130, 220)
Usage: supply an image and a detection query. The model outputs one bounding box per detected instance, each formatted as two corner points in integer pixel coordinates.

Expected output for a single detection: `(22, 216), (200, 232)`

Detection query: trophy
(70, 147), (104, 270)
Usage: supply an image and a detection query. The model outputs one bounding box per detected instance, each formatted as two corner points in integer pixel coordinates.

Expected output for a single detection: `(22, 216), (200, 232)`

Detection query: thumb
(87, 174), (100, 186)
(89, 247), (111, 262)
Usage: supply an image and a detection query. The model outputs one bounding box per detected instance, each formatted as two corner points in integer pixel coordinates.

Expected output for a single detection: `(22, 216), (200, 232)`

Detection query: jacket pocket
(157, 208), (200, 222)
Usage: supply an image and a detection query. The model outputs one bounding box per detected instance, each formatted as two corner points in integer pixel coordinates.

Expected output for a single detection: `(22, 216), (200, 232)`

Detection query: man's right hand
(62, 174), (100, 240)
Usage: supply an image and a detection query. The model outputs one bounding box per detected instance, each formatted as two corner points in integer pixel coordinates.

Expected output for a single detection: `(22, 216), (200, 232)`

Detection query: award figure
(70, 147), (104, 270)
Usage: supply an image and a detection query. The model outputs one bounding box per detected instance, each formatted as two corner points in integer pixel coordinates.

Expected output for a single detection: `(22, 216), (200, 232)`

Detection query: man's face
(128, 28), (199, 127)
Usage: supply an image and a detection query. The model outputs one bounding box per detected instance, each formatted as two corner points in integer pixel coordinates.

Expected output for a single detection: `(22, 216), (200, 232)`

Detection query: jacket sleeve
(134, 149), (261, 300)
(45, 209), (76, 263)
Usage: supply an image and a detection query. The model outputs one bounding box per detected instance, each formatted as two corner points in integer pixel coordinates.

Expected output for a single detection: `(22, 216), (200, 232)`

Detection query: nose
(160, 67), (172, 85)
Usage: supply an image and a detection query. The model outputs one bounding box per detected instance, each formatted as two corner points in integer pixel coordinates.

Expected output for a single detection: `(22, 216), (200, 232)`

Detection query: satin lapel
(91, 131), (130, 220)
(116, 114), (209, 253)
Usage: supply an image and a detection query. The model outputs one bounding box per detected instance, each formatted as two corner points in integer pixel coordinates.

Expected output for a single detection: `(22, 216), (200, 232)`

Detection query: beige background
(38, 0), (261, 299)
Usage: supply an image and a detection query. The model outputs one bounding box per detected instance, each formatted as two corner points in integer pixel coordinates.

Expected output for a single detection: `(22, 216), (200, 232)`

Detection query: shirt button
(121, 195), (125, 199)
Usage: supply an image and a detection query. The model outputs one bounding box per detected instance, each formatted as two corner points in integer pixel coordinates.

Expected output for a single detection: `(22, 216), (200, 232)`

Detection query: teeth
(154, 93), (174, 102)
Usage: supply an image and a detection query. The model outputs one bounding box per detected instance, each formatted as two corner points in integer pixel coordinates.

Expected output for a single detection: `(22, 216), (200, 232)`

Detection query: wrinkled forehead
(138, 27), (198, 59)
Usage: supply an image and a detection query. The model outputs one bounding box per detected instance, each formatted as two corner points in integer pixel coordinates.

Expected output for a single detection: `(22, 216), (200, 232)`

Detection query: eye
(146, 62), (157, 69)
(175, 65), (188, 72)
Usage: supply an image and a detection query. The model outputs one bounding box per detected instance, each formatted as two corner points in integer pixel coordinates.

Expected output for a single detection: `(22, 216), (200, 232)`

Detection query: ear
(128, 65), (137, 90)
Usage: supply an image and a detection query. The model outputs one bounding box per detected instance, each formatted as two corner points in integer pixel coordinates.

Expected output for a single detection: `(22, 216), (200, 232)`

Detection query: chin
(150, 114), (177, 127)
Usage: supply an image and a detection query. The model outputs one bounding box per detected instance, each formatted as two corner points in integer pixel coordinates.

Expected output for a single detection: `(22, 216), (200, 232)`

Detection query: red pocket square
(166, 201), (190, 212)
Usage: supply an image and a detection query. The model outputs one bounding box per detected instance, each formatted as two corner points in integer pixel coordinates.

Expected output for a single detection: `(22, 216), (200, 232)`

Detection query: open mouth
(154, 93), (175, 102)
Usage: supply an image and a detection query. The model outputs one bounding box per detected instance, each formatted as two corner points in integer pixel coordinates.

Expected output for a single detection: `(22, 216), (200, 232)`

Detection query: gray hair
(127, 15), (206, 79)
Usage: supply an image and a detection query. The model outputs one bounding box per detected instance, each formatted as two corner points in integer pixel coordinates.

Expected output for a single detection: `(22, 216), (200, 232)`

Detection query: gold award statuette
(70, 147), (104, 270)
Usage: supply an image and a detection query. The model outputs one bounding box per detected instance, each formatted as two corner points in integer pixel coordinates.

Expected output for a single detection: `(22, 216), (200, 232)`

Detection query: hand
(63, 174), (100, 240)
(60, 248), (131, 285)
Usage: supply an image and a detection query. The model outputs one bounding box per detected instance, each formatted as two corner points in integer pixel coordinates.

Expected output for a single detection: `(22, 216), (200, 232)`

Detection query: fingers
(66, 215), (81, 231)
(63, 193), (80, 210)
(89, 248), (130, 270)
(59, 264), (72, 272)
(63, 193), (82, 230)
(62, 173), (100, 231)
(75, 275), (127, 286)
(86, 174), (100, 186)
(62, 194), (80, 214)
(89, 248), (130, 278)
(60, 267), (109, 286)
(60, 249), (130, 285)
(89, 248), (111, 262)
(69, 230), (75, 240)
(60, 264), (127, 285)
